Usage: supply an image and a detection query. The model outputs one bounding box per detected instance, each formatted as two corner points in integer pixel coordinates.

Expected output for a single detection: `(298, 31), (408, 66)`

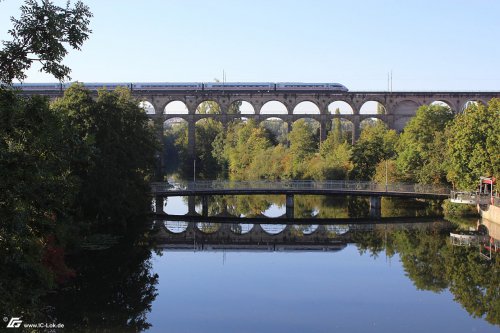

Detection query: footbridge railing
(151, 180), (451, 198)
(451, 191), (500, 205)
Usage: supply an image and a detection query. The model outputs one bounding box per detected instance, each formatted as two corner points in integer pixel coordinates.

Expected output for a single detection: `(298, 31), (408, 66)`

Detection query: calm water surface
(5, 195), (497, 332)
(147, 247), (495, 333)
(142, 195), (499, 333)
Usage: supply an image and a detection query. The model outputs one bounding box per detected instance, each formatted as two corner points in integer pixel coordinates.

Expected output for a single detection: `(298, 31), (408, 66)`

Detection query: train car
(79, 82), (132, 91)
(276, 82), (348, 92)
(329, 83), (349, 91)
(132, 82), (203, 91)
(204, 82), (274, 91)
(12, 82), (62, 91)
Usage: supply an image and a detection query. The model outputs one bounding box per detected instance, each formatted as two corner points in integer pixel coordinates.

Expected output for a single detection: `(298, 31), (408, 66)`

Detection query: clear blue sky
(1, 0), (499, 91)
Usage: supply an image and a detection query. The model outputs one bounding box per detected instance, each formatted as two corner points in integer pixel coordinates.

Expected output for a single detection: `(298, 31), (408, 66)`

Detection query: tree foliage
(224, 120), (272, 180)
(163, 97), (497, 193)
(0, 0), (92, 84)
(396, 104), (454, 184)
(51, 84), (158, 227)
(354, 224), (500, 326)
(0, 90), (77, 311)
(350, 121), (398, 180)
(288, 119), (318, 177)
(196, 118), (223, 178)
(446, 99), (500, 190)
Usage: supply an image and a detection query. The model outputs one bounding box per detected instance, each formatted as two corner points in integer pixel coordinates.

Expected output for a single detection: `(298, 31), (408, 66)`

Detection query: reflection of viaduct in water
(154, 219), (452, 252)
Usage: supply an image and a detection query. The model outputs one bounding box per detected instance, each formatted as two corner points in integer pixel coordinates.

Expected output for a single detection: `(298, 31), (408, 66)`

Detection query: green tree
(314, 133), (352, 180)
(0, 0), (92, 83)
(195, 118), (223, 178)
(260, 119), (288, 146)
(224, 120), (272, 180)
(289, 119), (318, 177)
(396, 104), (454, 184)
(350, 121), (398, 180)
(446, 99), (500, 189)
(51, 84), (158, 228)
(377, 102), (386, 115)
(162, 120), (187, 175)
(372, 159), (400, 185)
(0, 0), (93, 315)
(0, 89), (79, 314)
(227, 100), (243, 115)
(196, 100), (221, 114)
(330, 108), (343, 145)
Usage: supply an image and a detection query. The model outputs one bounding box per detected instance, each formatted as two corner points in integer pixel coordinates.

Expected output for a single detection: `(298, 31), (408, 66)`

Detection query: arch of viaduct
(138, 91), (500, 123)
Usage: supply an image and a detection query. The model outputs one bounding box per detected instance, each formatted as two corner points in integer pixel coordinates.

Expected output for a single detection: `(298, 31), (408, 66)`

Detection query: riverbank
(479, 203), (500, 224)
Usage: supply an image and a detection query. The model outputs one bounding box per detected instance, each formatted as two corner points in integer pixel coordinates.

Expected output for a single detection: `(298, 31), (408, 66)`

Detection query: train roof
(9, 81), (349, 90)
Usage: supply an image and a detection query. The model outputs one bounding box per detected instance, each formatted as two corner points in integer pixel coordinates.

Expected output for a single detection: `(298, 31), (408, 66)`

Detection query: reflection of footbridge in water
(151, 180), (450, 219)
(154, 218), (452, 252)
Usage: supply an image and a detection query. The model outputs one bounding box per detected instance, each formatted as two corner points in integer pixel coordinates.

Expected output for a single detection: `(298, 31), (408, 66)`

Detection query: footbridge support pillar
(155, 195), (164, 213)
(202, 196), (209, 217)
(286, 194), (295, 219)
(369, 196), (381, 219)
(188, 196), (197, 215)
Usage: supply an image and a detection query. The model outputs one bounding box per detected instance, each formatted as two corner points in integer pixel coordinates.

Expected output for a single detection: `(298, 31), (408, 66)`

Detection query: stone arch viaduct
(20, 88), (500, 178)
(134, 90), (500, 176)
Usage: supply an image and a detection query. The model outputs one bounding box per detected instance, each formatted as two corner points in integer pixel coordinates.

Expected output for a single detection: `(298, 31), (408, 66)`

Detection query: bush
(442, 199), (478, 218)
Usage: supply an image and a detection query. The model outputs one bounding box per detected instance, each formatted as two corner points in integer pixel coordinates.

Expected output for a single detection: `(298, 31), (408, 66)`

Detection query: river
(3, 195), (498, 332)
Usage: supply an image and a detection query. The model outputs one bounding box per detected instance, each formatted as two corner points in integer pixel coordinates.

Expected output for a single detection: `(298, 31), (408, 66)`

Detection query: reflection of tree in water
(291, 225), (319, 237)
(294, 196), (320, 218)
(193, 195), (226, 216)
(315, 196), (350, 218)
(381, 197), (442, 217)
(196, 223), (221, 233)
(325, 225), (350, 238)
(353, 224), (500, 326)
(0, 211), (159, 333)
(202, 195), (439, 220)
(222, 195), (357, 218)
(0, 240), (54, 321)
(224, 195), (283, 217)
(445, 247), (499, 326)
(43, 227), (159, 332)
(230, 224), (254, 234)
(393, 228), (449, 291)
(348, 197), (369, 218)
(350, 226), (388, 258)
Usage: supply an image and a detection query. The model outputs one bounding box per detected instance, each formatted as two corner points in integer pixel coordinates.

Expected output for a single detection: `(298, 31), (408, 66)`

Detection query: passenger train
(12, 81), (349, 92)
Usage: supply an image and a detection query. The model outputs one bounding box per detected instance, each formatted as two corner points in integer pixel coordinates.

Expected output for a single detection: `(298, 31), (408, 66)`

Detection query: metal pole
(193, 159), (196, 182)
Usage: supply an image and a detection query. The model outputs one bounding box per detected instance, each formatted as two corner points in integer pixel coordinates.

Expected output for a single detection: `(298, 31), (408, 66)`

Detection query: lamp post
(193, 159), (196, 182)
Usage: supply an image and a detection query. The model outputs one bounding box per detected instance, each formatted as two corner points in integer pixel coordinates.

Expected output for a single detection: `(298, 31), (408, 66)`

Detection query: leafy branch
(0, 0), (92, 84)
